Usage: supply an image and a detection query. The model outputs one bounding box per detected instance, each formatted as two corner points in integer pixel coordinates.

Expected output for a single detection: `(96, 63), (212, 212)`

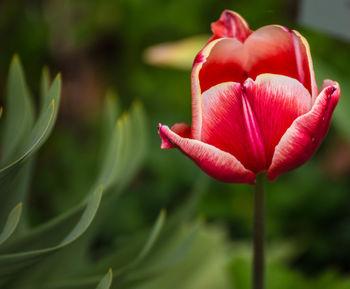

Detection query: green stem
(253, 173), (265, 289)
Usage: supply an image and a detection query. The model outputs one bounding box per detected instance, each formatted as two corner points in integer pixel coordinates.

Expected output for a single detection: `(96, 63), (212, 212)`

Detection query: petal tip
(158, 124), (174, 149)
(210, 9), (252, 42)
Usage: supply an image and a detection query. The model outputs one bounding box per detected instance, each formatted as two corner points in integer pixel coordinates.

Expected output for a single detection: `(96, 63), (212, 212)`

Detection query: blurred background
(0, 0), (350, 287)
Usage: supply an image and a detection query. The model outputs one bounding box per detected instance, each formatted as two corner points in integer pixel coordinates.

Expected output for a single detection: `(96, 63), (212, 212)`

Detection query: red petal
(159, 122), (191, 149)
(200, 82), (265, 173)
(245, 74), (312, 168)
(195, 25), (317, 96)
(198, 39), (247, 93)
(200, 76), (312, 173)
(267, 80), (340, 180)
(158, 124), (256, 184)
(210, 10), (252, 42)
(246, 26), (316, 95)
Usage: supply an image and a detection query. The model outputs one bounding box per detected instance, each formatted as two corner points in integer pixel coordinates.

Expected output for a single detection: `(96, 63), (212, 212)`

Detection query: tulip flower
(158, 10), (340, 289)
(158, 10), (340, 185)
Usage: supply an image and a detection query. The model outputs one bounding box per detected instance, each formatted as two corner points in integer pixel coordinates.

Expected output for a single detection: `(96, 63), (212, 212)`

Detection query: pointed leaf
(1, 55), (34, 166)
(118, 209), (166, 274)
(0, 185), (103, 280)
(0, 74), (61, 182)
(0, 203), (22, 246)
(96, 269), (113, 289)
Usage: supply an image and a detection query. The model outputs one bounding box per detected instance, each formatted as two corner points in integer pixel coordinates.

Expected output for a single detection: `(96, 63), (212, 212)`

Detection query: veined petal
(198, 38), (247, 93)
(292, 30), (318, 99)
(158, 124), (256, 184)
(210, 10), (252, 42)
(267, 80), (340, 180)
(245, 74), (312, 167)
(191, 39), (225, 140)
(159, 122), (191, 149)
(245, 25), (316, 95)
(200, 76), (312, 173)
(195, 25), (317, 98)
(200, 82), (266, 173)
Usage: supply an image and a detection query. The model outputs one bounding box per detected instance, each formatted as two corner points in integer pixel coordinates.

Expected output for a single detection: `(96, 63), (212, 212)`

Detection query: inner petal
(200, 76), (312, 173)
(199, 39), (247, 93)
(198, 26), (314, 94)
(244, 74), (312, 165)
(245, 26), (312, 94)
(200, 82), (266, 173)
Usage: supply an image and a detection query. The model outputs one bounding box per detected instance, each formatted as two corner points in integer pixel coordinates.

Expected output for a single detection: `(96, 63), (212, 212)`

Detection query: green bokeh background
(1, 0), (350, 287)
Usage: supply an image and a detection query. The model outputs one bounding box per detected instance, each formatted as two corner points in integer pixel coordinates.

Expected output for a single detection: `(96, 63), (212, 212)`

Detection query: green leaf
(118, 221), (201, 287)
(0, 203), (22, 246)
(0, 73), (61, 227)
(32, 209), (166, 289)
(1, 55), (34, 167)
(0, 74), (61, 179)
(118, 209), (166, 274)
(93, 101), (147, 194)
(0, 185), (103, 282)
(96, 269), (113, 289)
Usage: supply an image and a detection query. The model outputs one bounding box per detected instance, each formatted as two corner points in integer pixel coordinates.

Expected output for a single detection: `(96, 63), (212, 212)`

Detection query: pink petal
(159, 122), (191, 149)
(158, 124), (256, 184)
(245, 74), (312, 168)
(200, 76), (312, 173)
(194, 25), (317, 96)
(245, 26), (316, 95)
(210, 10), (252, 42)
(292, 30), (318, 99)
(198, 38), (247, 93)
(200, 82), (265, 173)
(191, 39), (225, 140)
(267, 80), (340, 180)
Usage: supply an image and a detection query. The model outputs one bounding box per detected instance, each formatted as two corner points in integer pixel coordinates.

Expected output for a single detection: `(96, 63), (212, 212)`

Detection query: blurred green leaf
(118, 209), (166, 274)
(1, 55), (34, 167)
(0, 202), (22, 246)
(0, 68), (61, 229)
(96, 269), (113, 289)
(0, 71), (61, 179)
(0, 185), (102, 284)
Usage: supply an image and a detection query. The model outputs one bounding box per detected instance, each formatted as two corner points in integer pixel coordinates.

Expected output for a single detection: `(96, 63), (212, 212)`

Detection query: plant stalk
(253, 173), (265, 289)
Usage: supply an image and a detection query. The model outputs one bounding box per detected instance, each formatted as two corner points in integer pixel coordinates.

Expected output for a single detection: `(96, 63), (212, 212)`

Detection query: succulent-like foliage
(0, 57), (209, 289)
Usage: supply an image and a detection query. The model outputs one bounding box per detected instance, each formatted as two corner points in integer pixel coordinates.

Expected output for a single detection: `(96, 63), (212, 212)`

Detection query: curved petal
(158, 124), (256, 184)
(245, 74), (312, 167)
(200, 82), (266, 173)
(245, 26), (316, 95)
(267, 80), (340, 181)
(191, 39), (224, 140)
(195, 26), (317, 97)
(198, 38), (246, 93)
(159, 122), (191, 149)
(210, 10), (252, 42)
(292, 30), (318, 99)
(200, 76), (312, 173)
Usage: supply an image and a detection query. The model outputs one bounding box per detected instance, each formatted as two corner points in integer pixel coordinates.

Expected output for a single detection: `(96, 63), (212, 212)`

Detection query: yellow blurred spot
(12, 53), (20, 62)
(143, 35), (209, 70)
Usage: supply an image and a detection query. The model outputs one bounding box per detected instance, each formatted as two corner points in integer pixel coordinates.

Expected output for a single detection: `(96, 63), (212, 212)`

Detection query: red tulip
(158, 10), (340, 184)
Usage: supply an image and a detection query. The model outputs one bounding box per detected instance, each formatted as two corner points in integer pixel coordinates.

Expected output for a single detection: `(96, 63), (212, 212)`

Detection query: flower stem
(253, 173), (265, 289)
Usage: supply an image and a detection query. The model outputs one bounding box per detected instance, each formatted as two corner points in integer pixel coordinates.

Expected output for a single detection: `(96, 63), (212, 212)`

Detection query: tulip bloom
(158, 10), (340, 184)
